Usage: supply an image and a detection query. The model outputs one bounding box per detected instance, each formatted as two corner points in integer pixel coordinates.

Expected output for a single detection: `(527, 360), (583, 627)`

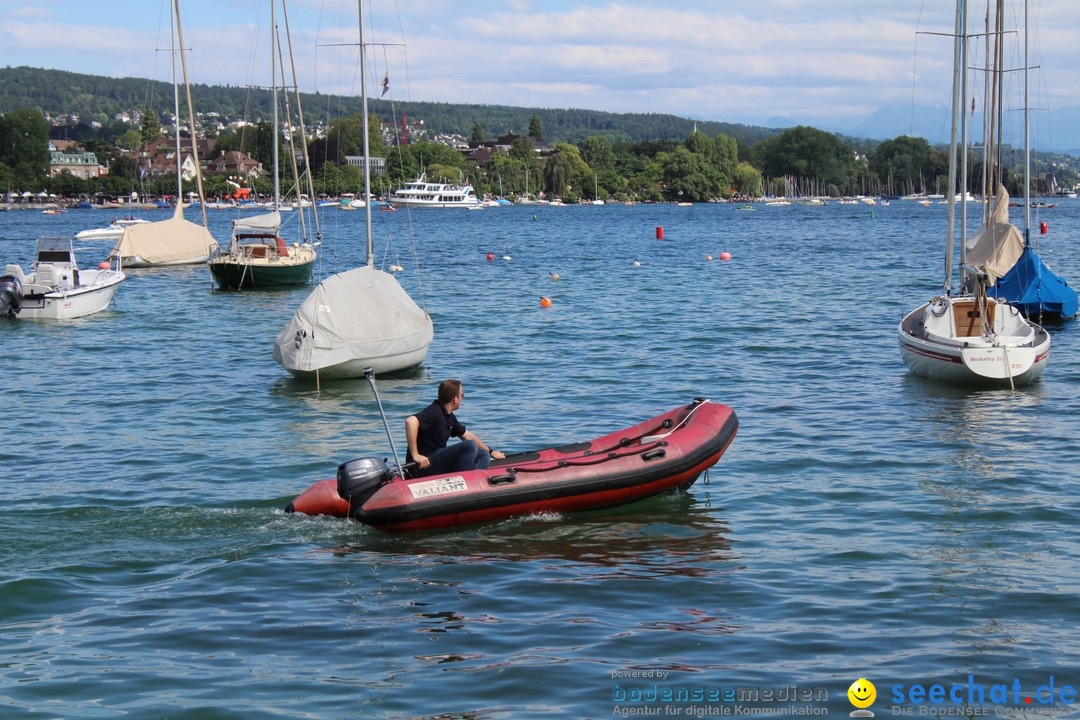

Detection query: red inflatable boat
(285, 398), (737, 533)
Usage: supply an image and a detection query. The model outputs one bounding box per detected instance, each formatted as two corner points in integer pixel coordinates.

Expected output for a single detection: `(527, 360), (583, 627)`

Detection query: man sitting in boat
(405, 379), (505, 477)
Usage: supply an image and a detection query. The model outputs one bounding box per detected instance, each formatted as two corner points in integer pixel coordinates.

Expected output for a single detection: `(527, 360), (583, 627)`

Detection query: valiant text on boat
(285, 399), (738, 533)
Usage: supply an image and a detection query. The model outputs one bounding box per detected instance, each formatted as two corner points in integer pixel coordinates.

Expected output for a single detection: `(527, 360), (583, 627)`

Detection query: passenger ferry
(389, 174), (480, 208)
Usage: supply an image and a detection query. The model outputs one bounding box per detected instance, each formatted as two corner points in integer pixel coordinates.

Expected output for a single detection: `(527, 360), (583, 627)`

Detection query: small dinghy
(286, 398), (738, 533)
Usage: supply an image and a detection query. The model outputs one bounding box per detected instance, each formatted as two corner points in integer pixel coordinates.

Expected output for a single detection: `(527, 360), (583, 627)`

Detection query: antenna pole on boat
(364, 367), (405, 479)
(358, 0), (375, 267)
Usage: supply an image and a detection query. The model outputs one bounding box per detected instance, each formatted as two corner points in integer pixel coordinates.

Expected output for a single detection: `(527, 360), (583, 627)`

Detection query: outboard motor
(336, 457), (391, 510)
(0, 274), (23, 318)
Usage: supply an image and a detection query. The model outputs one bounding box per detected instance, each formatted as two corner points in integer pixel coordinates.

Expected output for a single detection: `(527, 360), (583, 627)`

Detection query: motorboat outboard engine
(0, 274), (23, 318)
(336, 457), (392, 510)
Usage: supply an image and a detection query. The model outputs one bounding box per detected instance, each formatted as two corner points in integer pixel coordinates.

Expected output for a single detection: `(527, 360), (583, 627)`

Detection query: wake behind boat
(1, 237), (124, 320)
(285, 399), (738, 533)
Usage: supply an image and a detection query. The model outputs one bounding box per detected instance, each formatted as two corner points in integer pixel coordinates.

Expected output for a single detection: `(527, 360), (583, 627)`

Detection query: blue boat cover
(990, 245), (1078, 319)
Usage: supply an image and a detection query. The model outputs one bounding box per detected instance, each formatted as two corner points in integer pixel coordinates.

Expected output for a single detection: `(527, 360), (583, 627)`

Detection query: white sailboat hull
(898, 298), (1048, 386)
(280, 344), (431, 380)
(119, 252), (211, 268)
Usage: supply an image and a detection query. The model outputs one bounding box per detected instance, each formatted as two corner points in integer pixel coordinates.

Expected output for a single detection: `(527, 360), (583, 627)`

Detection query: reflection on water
(321, 492), (732, 579)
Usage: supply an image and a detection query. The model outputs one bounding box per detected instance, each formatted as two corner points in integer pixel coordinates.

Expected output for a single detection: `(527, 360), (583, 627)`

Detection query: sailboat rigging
(107, 0), (219, 268)
(981, 0), (1076, 321)
(272, 0), (433, 379)
(208, 0), (317, 290)
(897, 0), (1050, 387)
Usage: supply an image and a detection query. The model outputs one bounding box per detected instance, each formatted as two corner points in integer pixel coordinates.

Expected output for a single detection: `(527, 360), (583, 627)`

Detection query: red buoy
(1040, 221), (1048, 235)
(656, 226), (664, 240)
(486, 252), (494, 261)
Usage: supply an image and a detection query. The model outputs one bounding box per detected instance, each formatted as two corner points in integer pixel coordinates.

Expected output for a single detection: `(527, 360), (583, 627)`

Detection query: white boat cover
(964, 185), (1025, 285)
(108, 204), (219, 264)
(273, 265), (433, 373)
(232, 210), (281, 234)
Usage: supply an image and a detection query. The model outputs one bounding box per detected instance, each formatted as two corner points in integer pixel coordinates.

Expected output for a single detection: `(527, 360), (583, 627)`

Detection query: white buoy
(549, 272), (560, 281)
(632, 259), (641, 267)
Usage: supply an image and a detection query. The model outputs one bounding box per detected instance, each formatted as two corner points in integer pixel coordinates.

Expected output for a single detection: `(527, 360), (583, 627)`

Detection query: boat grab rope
(586, 398), (710, 456)
(508, 440), (668, 473)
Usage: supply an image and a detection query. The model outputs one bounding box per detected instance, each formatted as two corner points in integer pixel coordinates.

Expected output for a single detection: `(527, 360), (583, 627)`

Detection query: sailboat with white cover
(898, 0), (1049, 387)
(108, 0), (218, 268)
(272, 0), (432, 379)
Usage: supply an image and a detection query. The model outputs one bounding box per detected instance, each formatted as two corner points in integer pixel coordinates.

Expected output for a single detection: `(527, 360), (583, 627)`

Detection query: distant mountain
(819, 102), (1080, 155)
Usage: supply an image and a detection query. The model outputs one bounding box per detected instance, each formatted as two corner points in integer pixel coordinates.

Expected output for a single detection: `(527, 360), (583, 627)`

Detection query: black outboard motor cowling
(336, 457), (391, 509)
(0, 275), (22, 318)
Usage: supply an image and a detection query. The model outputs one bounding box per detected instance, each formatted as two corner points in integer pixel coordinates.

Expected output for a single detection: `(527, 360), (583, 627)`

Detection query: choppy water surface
(1, 200), (1078, 719)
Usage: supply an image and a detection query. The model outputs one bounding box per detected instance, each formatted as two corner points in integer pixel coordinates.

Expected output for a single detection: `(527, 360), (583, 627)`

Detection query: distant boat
(107, 1), (218, 268)
(1, 236), (124, 320)
(75, 217), (150, 242)
(108, 204), (217, 267)
(209, 211), (316, 289)
(207, 0), (316, 290)
(389, 174), (480, 208)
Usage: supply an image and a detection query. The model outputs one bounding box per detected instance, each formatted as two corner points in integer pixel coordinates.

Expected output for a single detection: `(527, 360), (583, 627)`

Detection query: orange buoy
(719, 251), (732, 261)
(98, 261), (110, 270)
(656, 226), (664, 240)
(540, 296), (552, 308)
(1040, 221), (1048, 234)
(486, 252), (494, 261)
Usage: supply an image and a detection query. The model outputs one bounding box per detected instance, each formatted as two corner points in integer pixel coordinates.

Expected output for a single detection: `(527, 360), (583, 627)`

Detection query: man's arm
(405, 415), (430, 469)
(462, 430), (505, 460)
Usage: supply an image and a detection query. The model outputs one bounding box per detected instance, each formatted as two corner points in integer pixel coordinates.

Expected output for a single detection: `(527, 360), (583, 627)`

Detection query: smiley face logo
(848, 678), (876, 709)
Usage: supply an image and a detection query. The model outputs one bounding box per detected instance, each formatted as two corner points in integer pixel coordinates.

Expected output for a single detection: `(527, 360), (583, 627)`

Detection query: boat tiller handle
(364, 367), (405, 480)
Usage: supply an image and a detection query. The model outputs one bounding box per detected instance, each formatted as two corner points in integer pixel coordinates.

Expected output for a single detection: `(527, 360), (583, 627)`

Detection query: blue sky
(2, 0), (1076, 145)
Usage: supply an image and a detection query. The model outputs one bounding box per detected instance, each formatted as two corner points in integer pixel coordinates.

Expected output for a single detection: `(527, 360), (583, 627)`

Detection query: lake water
(1, 198), (1078, 719)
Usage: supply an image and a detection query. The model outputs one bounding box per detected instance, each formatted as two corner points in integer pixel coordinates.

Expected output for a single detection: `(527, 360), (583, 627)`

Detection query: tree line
(2, 65), (1074, 201)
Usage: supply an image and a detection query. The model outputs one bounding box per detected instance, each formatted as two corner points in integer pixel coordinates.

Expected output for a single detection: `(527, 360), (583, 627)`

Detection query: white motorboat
(75, 216), (150, 242)
(1, 237), (124, 320)
(389, 174), (480, 208)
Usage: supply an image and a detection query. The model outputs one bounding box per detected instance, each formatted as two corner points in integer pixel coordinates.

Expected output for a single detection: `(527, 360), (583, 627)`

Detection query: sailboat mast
(170, 5), (182, 204)
(359, 0), (374, 267)
(1023, 0), (1031, 243)
(959, 2), (969, 268)
(172, 0), (208, 227)
(944, 0), (964, 294)
(271, 0), (281, 211)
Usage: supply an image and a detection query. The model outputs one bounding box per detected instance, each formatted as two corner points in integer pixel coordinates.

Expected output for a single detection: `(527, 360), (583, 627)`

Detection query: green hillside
(0, 65), (776, 145)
